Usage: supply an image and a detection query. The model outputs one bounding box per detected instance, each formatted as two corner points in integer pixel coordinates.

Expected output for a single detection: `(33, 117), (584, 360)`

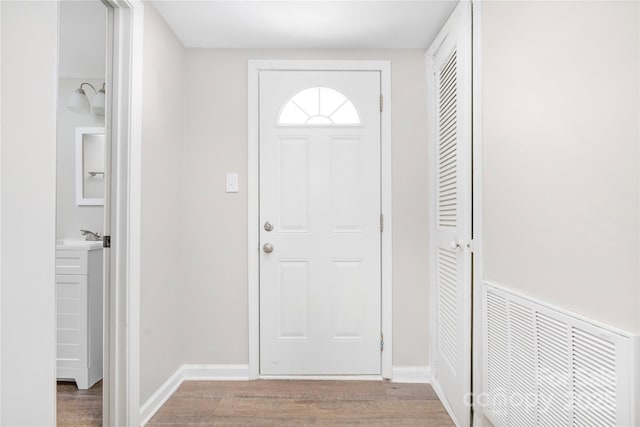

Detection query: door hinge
(380, 94), (384, 112)
(380, 214), (384, 232)
(103, 235), (111, 248)
(380, 333), (384, 351)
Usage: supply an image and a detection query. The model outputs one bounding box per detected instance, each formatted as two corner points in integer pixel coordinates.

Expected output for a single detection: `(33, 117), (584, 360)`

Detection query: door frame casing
(247, 60), (393, 379)
(101, 1), (144, 425)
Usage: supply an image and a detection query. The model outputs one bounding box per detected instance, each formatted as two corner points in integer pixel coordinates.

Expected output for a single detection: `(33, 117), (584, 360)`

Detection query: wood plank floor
(147, 380), (454, 426)
(57, 380), (102, 427)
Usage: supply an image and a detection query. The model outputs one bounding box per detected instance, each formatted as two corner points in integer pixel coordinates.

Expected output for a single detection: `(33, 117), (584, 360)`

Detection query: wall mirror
(75, 127), (105, 206)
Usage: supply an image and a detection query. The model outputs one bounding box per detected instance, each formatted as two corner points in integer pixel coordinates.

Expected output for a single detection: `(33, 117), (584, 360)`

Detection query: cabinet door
(56, 275), (88, 368)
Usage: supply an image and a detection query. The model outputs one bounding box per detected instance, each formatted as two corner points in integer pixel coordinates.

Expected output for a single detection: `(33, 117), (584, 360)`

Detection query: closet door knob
(449, 241), (460, 250)
(263, 243), (274, 254)
(264, 221), (274, 232)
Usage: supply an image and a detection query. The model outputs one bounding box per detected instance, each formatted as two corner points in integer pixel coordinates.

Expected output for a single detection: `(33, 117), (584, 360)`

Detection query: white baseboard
(635, 336), (640, 427)
(181, 364), (250, 381)
(391, 366), (432, 383)
(431, 378), (460, 427)
(139, 364), (250, 426)
(139, 367), (184, 427)
(473, 412), (495, 427)
(259, 375), (382, 381)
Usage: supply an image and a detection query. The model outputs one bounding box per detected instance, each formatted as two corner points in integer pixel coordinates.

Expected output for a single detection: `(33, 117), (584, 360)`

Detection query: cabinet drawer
(57, 343), (82, 361)
(57, 313), (82, 330)
(56, 274), (87, 369)
(57, 328), (81, 345)
(57, 343), (84, 368)
(56, 250), (88, 275)
(56, 275), (87, 317)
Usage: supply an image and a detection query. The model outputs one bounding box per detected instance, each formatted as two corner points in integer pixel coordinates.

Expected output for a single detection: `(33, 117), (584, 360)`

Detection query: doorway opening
(55, 3), (108, 425)
(55, 0), (143, 426)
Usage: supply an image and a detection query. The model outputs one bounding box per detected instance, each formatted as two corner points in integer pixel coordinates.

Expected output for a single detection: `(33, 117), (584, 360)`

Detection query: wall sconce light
(67, 82), (106, 116)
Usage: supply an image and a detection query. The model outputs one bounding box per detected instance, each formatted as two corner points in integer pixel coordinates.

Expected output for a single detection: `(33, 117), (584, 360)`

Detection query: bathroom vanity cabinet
(55, 242), (103, 389)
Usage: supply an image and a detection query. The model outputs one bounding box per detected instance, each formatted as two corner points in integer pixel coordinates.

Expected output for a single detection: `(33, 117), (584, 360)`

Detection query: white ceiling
(151, 1), (458, 49)
(59, 1), (107, 79)
(57, 1), (457, 77)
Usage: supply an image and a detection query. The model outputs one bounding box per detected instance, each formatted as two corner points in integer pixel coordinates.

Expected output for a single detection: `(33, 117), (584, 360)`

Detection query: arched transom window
(278, 87), (361, 125)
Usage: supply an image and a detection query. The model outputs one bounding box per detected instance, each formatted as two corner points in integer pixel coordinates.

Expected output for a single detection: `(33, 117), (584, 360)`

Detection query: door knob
(264, 221), (274, 232)
(263, 243), (274, 254)
(449, 241), (460, 250)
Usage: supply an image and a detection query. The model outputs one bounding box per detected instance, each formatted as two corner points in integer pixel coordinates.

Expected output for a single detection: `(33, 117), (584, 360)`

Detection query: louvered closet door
(428, 2), (472, 426)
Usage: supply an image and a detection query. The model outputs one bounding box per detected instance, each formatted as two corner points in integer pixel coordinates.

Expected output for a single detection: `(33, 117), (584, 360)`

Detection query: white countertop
(56, 239), (103, 251)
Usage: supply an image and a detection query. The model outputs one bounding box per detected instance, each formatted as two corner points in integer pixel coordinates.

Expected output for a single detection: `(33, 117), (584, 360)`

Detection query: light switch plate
(226, 173), (239, 193)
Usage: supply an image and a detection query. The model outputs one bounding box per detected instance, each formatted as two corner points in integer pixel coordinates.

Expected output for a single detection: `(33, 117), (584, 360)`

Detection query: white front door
(428, 2), (473, 426)
(259, 71), (381, 375)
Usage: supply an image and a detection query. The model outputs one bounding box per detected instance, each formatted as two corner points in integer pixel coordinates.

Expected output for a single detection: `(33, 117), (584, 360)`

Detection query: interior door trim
(100, 1), (145, 425)
(247, 60), (393, 380)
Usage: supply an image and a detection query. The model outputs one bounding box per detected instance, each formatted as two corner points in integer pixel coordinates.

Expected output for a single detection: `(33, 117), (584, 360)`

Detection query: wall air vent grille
(484, 283), (637, 427)
(571, 328), (617, 427)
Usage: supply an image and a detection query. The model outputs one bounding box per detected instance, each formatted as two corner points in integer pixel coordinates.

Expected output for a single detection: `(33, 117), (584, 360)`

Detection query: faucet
(80, 229), (102, 241)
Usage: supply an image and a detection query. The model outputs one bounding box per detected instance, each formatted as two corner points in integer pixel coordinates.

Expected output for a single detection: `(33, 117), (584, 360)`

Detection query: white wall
(0, 1), (58, 425)
(482, 0), (640, 334)
(182, 49), (430, 368)
(140, 4), (186, 404)
(57, 78), (104, 239)
(58, 0), (106, 79)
